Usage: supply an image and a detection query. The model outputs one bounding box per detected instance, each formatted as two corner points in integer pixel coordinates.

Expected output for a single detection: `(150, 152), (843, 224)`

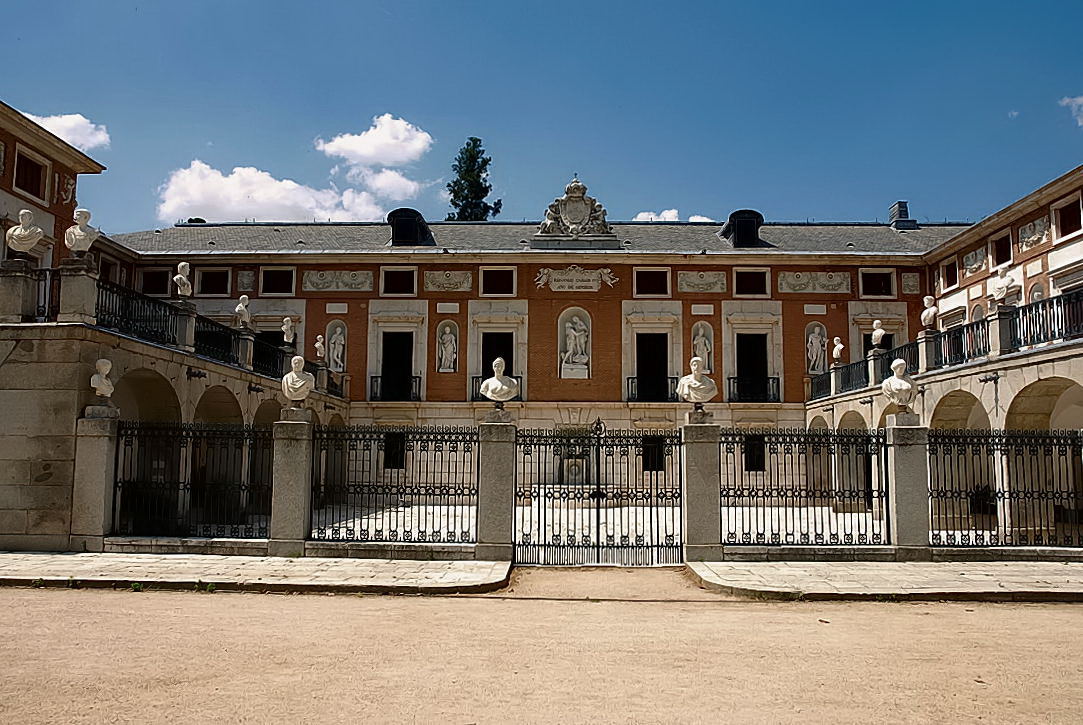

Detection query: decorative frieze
(237, 270), (255, 292)
(677, 271), (726, 293)
(962, 247), (987, 275)
(534, 264), (618, 291)
(777, 271), (851, 294)
(302, 270), (374, 292)
(1018, 216), (1050, 250)
(424, 270), (472, 292)
(901, 272), (921, 295)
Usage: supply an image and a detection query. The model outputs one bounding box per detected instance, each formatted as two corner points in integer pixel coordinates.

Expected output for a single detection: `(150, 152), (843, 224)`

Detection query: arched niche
(325, 320), (347, 373)
(112, 368), (181, 422)
(557, 307), (591, 379)
(194, 385), (243, 424)
(435, 320), (459, 373)
(1029, 283), (1046, 303)
(971, 304), (985, 322)
(690, 321), (715, 373)
(804, 321), (829, 376)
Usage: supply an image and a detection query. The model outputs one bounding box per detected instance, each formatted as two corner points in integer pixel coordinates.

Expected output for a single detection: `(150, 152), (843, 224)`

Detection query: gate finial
(590, 417), (606, 436)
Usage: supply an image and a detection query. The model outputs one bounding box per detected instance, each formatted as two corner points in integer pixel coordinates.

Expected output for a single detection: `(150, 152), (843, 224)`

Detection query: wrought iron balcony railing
(727, 376), (781, 403)
(626, 376), (679, 402)
(370, 375), (421, 402)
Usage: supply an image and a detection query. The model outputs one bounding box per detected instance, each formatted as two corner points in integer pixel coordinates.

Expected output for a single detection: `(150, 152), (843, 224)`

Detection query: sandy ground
(2, 567), (1082, 724)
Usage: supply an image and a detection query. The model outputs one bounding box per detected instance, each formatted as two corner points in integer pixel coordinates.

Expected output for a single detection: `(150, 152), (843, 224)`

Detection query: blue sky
(4, 0), (1083, 234)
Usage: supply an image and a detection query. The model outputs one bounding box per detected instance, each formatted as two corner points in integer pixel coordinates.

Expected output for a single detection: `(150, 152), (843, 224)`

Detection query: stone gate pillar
(476, 422), (516, 561)
(57, 260), (98, 325)
(0, 260), (37, 322)
(70, 405), (120, 552)
(682, 423), (722, 561)
(886, 412), (931, 555)
(269, 408), (314, 557)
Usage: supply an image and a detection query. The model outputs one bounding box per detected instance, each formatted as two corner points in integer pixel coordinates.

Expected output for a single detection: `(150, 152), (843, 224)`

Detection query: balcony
(470, 375), (523, 402)
(626, 376), (679, 402)
(727, 376), (781, 403)
(370, 375), (421, 402)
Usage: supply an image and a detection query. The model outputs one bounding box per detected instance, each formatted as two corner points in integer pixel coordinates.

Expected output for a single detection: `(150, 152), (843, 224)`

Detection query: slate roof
(110, 221), (969, 256)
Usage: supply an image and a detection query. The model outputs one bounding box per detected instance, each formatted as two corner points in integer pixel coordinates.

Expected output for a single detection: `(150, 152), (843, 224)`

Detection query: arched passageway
(112, 368), (181, 422)
(1006, 377), (1083, 430)
(194, 385), (243, 424)
(253, 399), (283, 426)
(930, 390), (991, 430)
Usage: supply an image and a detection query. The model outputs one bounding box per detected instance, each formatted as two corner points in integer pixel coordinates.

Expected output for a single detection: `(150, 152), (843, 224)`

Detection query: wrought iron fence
(809, 372), (832, 400)
(252, 337), (289, 378)
(113, 422), (272, 538)
(194, 316), (240, 366)
(310, 425), (478, 543)
(96, 279), (180, 346)
(327, 372), (344, 397)
(515, 421), (683, 565)
(928, 429), (1083, 547)
(30, 268), (60, 321)
(1010, 289), (1083, 349)
(626, 376), (679, 402)
(876, 341), (920, 381)
(719, 428), (890, 545)
(727, 376), (781, 403)
(934, 319), (989, 368)
(369, 375), (421, 401)
(837, 359), (869, 393)
(470, 375), (522, 401)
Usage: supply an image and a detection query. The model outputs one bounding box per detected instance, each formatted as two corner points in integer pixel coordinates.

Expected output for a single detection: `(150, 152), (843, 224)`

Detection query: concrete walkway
(688, 561), (1083, 601)
(0, 552), (511, 594)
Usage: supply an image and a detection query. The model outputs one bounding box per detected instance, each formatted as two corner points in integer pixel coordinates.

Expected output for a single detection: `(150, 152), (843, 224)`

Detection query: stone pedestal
(886, 421), (931, 552)
(0, 261), (36, 323)
(867, 348), (885, 385)
(682, 423), (723, 561)
(316, 363), (329, 392)
(476, 423), (515, 560)
(69, 414), (120, 552)
(829, 363), (843, 396)
(988, 303), (1017, 358)
(916, 330), (938, 373)
(269, 408), (314, 557)
(56, 265), (99, 324)
(173, 299), (197, 352)
(237, 328), (255, 370)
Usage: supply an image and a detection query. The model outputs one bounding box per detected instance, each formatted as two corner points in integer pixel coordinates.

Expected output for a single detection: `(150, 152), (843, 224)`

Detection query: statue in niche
(5, 209), (44, 254)
(233, 295), (251, 328)
(881, 358), (916, 411)
(328, 325), (346, 372)
(560, 315), (590, 378)
(281, 317), (295, 345)
(173, 262), (192, 297)
(692, 326), (713, 373)
(314, 334), (325, 360)
(870, 320), (886, 349)
(479, 357), (519, 402)
(806, 324), (827, 375)
(63, 208), (100, 257)
(991, 267), (1017, 303)
(281, 355), (315, 407)
(676, 356), (718, 404)
(90, 359), (114, 399)
(832, 337), (845, 363)
(920, 296), (938, 329)
(438, 323), (457, 372)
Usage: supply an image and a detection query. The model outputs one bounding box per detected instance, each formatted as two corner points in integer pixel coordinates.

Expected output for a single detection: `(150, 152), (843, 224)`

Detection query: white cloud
(316, 113), (433, 167)
(689, 215), (715, 222)
(1007, 110), (1019, 120)
(21, 111), (110, 151)
(633, 209), (680, 222)
(1059, 96), (1083, 127)
(347, 167), (421, 201)
(156, 160), (383, 223)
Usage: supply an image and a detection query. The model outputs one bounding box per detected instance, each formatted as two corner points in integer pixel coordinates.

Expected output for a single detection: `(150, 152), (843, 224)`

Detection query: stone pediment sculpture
(90, 359), (114, 398)
(534, 264), (618, 291)
(5, 209), (44, 253)
(881, 359), (916, 411)
(173, 262), (192, 297)
(536, 177), (614, 238)
(64, 208), (100, 257)
(281, 355), (315, 407)
(920, 296), (938, 329)
(676, 357), (718, 404)
(479, 357), (519, 402)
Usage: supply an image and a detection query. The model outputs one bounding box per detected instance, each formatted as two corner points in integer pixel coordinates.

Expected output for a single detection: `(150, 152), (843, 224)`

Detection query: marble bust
(880, 358), (916, 410)
(90, 359), (114, 398)
(5, 209), (44, 253)
(281, 317), (295, 344)
(234, 295), (251, 328)
(676, 356), (718, 404)
(173, 262), (192, 297)
(281, 355), (315, 406)
(920, 296), (938, 329)
(63, 208), (100, 256)
(870, 320), (886, 348)
(314, 334), (325, 360)
(479, 357), (520, 402)
(832, 337), (845, 363)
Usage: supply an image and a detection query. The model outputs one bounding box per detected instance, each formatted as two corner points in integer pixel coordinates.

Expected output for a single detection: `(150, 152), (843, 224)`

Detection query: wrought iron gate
(515, 420), (683, 565)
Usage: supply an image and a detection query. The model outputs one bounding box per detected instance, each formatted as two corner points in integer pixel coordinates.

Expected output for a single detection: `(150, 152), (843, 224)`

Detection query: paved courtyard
(2, 569), (1082, 723)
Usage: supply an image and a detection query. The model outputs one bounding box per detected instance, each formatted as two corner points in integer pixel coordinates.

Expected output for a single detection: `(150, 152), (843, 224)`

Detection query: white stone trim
(721, 300), (782, 401)
(258, 265), (297, 297)
(621, 300), (682, 401)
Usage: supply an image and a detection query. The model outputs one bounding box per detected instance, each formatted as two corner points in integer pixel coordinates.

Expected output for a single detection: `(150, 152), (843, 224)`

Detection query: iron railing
(252, 338), (290, 378)
(928, 429), (1083, 547)
(310, 425), (478, 543)
(727, 376), (781, 403)
(515, 420), (683, 565)
(370, 375), (421, 401)
(470, 375), (523, 402)
(95, 278), (180, 346)
(626, 376), (679, 402)
(876, 341), (920, 381)
(837, 360), (869, 393)
(1010, 289), (1083, 349)
(327, 372), (344, 398)
(934, 319), (989, 368)
(112, 422), (272, 538)
(194, 315), (241, 366)
(809, 372), (832, 400)
(30, 268), (60, 322)
(719, 428), (889, 545)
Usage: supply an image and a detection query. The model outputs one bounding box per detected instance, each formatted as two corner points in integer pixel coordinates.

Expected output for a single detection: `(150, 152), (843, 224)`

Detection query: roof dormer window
(386, 208), (435, 246)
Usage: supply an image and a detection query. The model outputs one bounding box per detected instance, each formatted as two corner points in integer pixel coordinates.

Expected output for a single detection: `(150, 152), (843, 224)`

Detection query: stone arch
(971, 303), (985, 322)
(1005, 377), (1083, 430)
(930, 390), (991, 430)
(253, 398), (282, 426)
(837, 410), (868, 430)
(435, 319), (459, 373)
(328, 413), (346, 427)
(809, 415), (830, 430)
(690, 321), (715, 373)
(557, 306), (591, 379)
(1029, 282), (1045, 302)
(803, 321), (829, 376)
(876, 403), (901, 428)
(835, 411), (874, 511)
(325, 319), (347, 373)
(112, 368), (181, 422)
(194, 385), (243, 424)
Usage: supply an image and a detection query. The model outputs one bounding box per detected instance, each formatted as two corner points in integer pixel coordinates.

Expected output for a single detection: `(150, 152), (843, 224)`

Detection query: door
(380, 331), (414, 401)
(481, 332), (514, 374)
(735, 333), (769, 401)
(635, 333), (669, 401)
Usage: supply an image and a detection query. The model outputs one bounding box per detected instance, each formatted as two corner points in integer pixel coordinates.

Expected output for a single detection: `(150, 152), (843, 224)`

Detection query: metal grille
(96, 279), (180, 346)
(934, 319), (989, 368)
(369, 375), (421, 401)
(626, 377), (679, 402)
(310, 425), (478, 543)
(194, 316), (240, 366)
(929, 429), (1083, 547)
(837, 360), (869, 393)
(515, 420), (683, 565)
(809, 372), (832, 400)
(1011, 290), (1083, 349)
(876, 341), (919, 380)
(31, 268), (60, 321)
(252, 337), (289, 378)
(719, 428), (889, 545)
(113, 422), (272, 538)
(727, 376), (781, 402)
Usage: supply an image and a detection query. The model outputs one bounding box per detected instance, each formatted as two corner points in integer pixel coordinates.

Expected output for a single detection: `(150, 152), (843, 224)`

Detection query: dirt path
(2, 569), (1081, 723)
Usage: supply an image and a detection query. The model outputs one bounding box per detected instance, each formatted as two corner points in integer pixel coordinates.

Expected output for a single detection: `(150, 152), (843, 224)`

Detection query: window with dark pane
(383, 431), (407, 470)
(744, 434), (767, 472)
(992, 235), (1011, 267)
(383, 269), (416, 295)
(861, 271), (894, 297)
(635, 270), (669, 296)
(261, 268), (295, 294)
(197, 269), (230, 295)
(140, 269), (171, 296)
(641, 435), (667, 472)
(734, 270), (768, 296)
(14, 153), (45, 199)
(481, 269), (515, 295)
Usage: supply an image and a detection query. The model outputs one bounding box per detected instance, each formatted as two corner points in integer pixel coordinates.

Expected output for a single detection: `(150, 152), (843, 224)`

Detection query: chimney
(889, 201), (918, 230)
(721, 209), (766, 248)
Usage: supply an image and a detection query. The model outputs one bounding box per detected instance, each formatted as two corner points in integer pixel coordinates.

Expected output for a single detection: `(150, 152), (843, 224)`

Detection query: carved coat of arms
(537, 177), (614, 238)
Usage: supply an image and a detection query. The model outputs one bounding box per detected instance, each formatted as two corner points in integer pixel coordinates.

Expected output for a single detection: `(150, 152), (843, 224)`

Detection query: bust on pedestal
(4, 209), (44, 262)
(479, 357), (519, 422)
(881, 358), (919, 426)
(676, 356), (717, 423)
(281, 355), (315, 411)
(86, 358), (119, 418)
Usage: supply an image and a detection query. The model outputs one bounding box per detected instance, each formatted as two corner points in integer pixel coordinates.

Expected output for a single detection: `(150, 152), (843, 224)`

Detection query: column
(268, 407), (314, 557)
(0, 260), (37, 322)
(316, 363), (329, 392)
(174, 299), (197, 352)
(476, 422), (515, 561)
(237, 328), (255, 370)
(69, 406), (120, 552)
(682, 423), (723, 561)
(867, 348), (885, 385)
(56, 259), (98, 324)
(830, 363), (843, 395)
(916, 330), (938, 373)
(886, 412), (931, 556)
(987, 303), (1017, 358)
